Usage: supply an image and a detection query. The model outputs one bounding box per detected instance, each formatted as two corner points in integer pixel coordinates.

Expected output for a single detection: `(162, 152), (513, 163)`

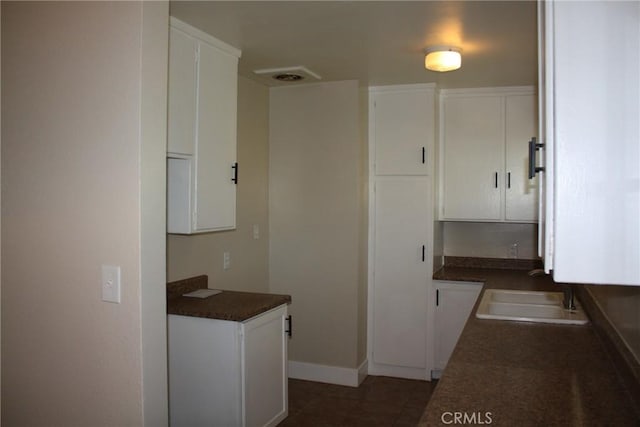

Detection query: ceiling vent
(253, 66), (322, 84)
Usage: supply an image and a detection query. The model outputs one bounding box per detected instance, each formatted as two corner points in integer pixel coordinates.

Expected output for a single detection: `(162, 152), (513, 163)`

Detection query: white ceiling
(170, 1), (538, 88)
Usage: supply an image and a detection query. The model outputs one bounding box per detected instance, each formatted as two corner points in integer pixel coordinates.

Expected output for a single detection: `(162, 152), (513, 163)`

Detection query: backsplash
(442, 221), (539, 259)
(444, 256), (542, 270)
(587, 285), (640, 363)
(579, 284), (640, 414)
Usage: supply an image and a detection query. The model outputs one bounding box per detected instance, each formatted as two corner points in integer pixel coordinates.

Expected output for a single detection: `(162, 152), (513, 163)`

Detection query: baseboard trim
(367, 362), (430, 381)
(288, 359), (368, 387)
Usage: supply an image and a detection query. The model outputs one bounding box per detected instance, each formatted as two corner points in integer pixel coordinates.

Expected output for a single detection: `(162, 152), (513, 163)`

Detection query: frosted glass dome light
(424, 47), (462, 72)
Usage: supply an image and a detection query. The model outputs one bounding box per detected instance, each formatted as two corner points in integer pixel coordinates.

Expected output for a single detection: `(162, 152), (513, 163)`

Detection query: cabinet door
(550, 1), (639, 285)
(168, 315), (243, 427)
(373, 90), (433, 176)
(168, 27), (197, 155)
(441, 96), (503, 220)
(194, 41), (238, 231)
(243, 305), (288, 427)
(167, 156), (192, 233)
(537, 0), (553, 267)
(372, 178), (431, 371)
(433, 281), (482, 373)
(505, 94), (538, 222)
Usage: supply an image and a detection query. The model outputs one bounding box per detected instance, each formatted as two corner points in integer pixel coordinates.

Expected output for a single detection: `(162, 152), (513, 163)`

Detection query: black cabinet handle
(231, 162), (238, 184)
(494, 172), (498, 188)
(285, 315), (292, 338)
(528, 137), (545, 179)
(507, 172), (511, 189)
(436, 289), (440, 306)
(422, 147), (426, 164)
(422, 245), (425, 262)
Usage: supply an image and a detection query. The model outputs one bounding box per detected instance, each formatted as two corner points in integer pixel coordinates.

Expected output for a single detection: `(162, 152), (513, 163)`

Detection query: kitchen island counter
(421, 265), (639, 426)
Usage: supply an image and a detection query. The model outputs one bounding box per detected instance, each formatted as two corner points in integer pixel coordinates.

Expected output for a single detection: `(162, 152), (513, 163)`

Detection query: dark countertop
(421, 266), (640, 426)
(167, 275), (291, 322)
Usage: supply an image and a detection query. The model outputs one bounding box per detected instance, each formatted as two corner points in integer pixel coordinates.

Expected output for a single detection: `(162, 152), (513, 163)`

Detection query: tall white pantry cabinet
(368, 84), (435, 380)
(167, 18), (241, 234)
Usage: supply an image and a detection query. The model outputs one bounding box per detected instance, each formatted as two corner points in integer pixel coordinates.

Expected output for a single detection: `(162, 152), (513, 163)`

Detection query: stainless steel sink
(475, 289), (588, 325)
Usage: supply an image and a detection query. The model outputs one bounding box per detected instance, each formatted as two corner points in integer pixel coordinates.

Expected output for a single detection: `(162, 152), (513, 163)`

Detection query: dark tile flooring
(279, 376), (437, 426)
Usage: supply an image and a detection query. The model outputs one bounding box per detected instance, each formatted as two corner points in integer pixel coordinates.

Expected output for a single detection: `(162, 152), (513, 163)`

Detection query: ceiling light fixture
(424, 47), (462, 72)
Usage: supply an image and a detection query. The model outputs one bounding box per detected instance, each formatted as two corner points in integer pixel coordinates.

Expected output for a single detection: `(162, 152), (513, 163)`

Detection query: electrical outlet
(102, 265), (121, 303)
(223, 251), (231, 270)
(509, 243), (518, 259)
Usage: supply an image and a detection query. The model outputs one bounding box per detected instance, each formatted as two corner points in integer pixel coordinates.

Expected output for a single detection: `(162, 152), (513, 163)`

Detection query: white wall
(167, 76), (270, 293)
(269, 81), (366, 370)
(443, 222), (538, 259)
(2, 2), (167, 425)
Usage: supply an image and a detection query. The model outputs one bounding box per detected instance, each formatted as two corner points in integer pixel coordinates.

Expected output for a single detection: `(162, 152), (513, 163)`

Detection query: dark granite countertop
(421, 266), (640, 426)
(167, 275), (291, 322)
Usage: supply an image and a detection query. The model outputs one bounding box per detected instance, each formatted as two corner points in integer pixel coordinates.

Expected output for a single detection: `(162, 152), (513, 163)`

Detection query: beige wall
(357, 87), (369, 365)
(443, 221), (539, 259)
(1, 4), (3, 419)
(269, 80), (365, 369)
(140, 2), (169, 426)
(167, 76), (270, 293)
(2, 2), (167, 425)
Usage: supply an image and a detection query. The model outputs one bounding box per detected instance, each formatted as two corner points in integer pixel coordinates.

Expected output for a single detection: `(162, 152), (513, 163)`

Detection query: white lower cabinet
(168, 305), (288, 427)
(430, 281), (482, 378)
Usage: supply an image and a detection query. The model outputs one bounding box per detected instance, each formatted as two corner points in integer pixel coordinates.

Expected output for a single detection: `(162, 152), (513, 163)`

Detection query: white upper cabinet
(167, 18), (241, 234)
(371, 85), (435, 176)
(439, 88), (538, 223)
(538, 1), (639, 285)
(167, 27), (197, 156)
(193, 40), (239, 231)
(441, 94), (504, 221)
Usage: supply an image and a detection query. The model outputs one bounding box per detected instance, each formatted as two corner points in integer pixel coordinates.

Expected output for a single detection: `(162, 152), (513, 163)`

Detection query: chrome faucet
(563, 285), (576, 311)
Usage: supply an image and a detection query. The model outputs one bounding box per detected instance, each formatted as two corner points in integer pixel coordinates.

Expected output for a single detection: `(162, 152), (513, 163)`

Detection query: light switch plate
(102, 265), (121, 304)
(223, 252), (231, 270)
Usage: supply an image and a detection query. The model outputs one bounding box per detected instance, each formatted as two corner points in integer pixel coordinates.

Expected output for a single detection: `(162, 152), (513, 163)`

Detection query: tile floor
(278, 376), (437, 426)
